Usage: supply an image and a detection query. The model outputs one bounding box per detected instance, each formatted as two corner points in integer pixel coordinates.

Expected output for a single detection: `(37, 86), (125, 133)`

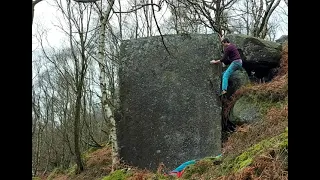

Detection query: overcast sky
(32, 0), (288, 51)
(32, 0), (63, 51)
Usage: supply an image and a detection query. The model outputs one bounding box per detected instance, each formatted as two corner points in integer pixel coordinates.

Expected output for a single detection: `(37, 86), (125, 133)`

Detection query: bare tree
(40, 0), (95, 173)
(32, 81), (44, 176)
(228, 0), (251, 35)
(228, 0), (284, 39)
(165, 0), (237, 36)
(165, 0), (182, 34)
(32, 67), (57, 176)
(33, 0), (107, 175)
(165, 0), (207, 34)
(91, 0), (119, 171)
(54, 68), (76, 168)
(142, 0), (154, 36)
(264, 19), (278, 41)
(33, 0), (120, 174)
(134, 0), (139, 38)
(250, 0), (281, 39)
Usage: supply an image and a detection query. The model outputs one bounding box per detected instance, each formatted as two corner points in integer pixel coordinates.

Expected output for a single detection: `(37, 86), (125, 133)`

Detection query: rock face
(225, 34), (282, 81)
(230, 96), (262, 124)
(117, 34), (222, 171)
(226, 69), (250, 97)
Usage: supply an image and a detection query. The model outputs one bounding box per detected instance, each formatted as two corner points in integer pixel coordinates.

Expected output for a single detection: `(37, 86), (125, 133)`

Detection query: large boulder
(117, 34), (222, 171)
(230, 96), (262, 124)
(225, 34), (282, 64)
(226, 68), (250, 97)
(225, 34), (282, 80)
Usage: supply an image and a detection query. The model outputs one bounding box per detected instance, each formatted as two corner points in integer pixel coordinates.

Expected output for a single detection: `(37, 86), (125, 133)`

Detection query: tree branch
(113, 3), (161, 13)
(151, 0), (171, 56)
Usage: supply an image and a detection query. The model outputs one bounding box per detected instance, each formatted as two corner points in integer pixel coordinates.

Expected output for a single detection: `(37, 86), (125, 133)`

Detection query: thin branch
(151, 0), (171, 56)
(113, 3), (161, 13)
(38, 34), (76, 93)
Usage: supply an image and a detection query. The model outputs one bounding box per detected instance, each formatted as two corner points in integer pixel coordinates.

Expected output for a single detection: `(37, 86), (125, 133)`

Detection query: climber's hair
(221, 38), (230, 43)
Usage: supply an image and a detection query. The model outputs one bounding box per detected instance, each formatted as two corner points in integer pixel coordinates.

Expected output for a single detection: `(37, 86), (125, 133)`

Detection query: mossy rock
(230, 96), (262, 124)
(227, 69), (250, 97)
(225, 34), (282, 64)
(230, 94), (283, 124)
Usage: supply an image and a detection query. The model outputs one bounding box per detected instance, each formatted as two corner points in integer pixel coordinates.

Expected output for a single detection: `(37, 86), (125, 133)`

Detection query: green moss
(32, 177), (41, 180)
(203, 154), (223, 161)
(279, 127), (288, 149)
(254, 88), (287, 102)
(66, 164), (77, 176)
(216, 130), (288, 176)
(238, 158), (252, 169)
(231, 94), (285, 124)
(154, 173), (173, 180)
(258, 100), (283, 115)
(241, 94), (285, 116)
(182, 159), (212, 179)
(101, 169), (128, 180)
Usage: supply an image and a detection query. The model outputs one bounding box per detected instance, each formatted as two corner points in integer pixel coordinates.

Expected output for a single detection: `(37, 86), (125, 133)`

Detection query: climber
(210, 38), (243, 96)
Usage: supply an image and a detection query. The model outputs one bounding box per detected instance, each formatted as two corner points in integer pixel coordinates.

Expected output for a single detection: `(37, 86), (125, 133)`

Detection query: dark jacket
(220, 43), (241, 64)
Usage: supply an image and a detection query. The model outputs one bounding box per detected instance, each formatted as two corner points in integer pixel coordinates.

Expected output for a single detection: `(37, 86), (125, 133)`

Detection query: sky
(32, 0), (288, 51)
(32, 0), (170, 50)
(32, 0), (65, 51)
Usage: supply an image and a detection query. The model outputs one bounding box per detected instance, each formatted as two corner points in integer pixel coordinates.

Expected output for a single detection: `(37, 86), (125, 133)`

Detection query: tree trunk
(259, 0), (281, 39)
(97, 0), (118, 171)
(74, 84), (84, 173)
